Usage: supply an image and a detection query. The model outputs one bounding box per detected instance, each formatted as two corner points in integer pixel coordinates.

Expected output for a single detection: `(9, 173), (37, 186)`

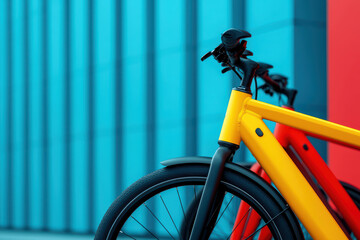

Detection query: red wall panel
(328, 0), (360, 189)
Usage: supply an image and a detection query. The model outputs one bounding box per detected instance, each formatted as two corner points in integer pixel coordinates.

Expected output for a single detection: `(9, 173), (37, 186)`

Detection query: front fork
(189, 144), (236, 240)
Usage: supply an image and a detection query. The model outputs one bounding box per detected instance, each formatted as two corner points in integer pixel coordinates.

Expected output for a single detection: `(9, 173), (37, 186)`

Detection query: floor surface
(0, 230), (94, 240)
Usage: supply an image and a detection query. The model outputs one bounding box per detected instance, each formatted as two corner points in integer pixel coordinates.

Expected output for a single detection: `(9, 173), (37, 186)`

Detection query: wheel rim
(107, 176), (282, 240)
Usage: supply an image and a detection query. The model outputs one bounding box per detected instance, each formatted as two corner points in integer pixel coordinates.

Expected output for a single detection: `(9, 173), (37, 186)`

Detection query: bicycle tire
(341, 181), (360, 209)
(95, 164), (304, 240)
(339, 181), (360, 239)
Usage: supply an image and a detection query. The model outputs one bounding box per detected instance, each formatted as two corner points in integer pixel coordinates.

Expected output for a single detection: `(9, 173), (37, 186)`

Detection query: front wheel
(95, 164), (303, 240)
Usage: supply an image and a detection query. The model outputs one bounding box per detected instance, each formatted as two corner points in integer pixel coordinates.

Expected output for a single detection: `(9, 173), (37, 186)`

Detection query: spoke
(143, 202), (175, 240)
(120, 230), (137, 240)
(243, 205), (290, 240)
(176, 187), (187, 222)
(214, 195), (234, 227)
(226, 206), (252, 240)
(159, 194), (181, 237)
(131, 215), (159, 240)
(239, 208), (253, 239)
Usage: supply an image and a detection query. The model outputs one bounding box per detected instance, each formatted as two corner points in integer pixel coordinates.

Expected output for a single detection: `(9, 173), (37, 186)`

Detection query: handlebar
(200, 28), (298, 106)
(257, 72), (298, 106)
(260, 72), (281, 92)
(220, 29), (259, 91)
(201, 29), (259, 92)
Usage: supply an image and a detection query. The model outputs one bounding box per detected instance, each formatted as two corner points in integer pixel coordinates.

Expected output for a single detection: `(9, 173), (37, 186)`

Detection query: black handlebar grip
(201, 51), (212, 61)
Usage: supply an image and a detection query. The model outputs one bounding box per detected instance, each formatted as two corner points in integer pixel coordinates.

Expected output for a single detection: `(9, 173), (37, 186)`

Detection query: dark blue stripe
(87, 0), (95, 232)
(115, 0), (123, 195)
(146, 0), (156, 230)
(23, 0), (30, 229)
(231, 0), (246, 32)
(231, 0), (247, 163)
(146, 0), (156, 174)
(64, 0), (72, 231)
(6, 0), (13, 228)
(42, 0), (49, 230)
(293, 1), (327, 161)
(231, 0), (246, 88)
(185, 0), (198, 156)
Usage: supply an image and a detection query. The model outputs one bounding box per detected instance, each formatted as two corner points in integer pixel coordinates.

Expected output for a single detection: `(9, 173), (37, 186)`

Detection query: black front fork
(189, 142), (237, 240)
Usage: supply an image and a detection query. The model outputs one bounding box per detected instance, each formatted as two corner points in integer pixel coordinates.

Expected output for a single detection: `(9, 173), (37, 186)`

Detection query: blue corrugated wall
(0, 0), (326, 234)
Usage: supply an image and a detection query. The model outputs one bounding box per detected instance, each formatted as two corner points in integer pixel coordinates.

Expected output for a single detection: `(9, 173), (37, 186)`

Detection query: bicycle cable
(254, 75), (258, 100)
(226, 63), (243, 80)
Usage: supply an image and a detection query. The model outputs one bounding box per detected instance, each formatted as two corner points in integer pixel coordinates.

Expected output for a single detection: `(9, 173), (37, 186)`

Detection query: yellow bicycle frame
(219, 89), (360, 240)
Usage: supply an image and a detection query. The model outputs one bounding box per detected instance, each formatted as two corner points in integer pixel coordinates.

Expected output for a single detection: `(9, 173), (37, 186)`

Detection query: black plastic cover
(221, 29), (251, 50)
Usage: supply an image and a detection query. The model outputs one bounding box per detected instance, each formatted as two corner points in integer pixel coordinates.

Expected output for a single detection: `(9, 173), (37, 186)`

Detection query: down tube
(239, 112), (347, 240)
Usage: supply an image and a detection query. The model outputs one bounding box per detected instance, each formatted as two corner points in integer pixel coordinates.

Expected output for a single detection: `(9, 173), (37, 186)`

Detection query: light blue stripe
(155, 0), (186, 169)
(11, 0), (25, 228)
(198, 0), (232, 156)
(70, 0), (89, 233)
(0, 0), (8, 228)
(48, 0), (65, 230)
(122, 0), (147, 190)
(93, 0), (115, 231)
(28, 0), (44, 229)
(246, 0), (294, 32)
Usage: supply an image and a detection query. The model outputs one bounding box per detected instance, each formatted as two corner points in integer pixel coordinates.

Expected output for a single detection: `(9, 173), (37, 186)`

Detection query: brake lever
(201, 43), (229, 64)
(201, 51), (212, 61)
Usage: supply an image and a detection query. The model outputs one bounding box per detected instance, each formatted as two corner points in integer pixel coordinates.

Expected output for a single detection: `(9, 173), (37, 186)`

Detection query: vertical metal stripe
(64, 0), (72, 231)
(231, 0), (246, 30)
(115, 0), (123, 195)
(146, 0), (156, 229)
(231, 0), (247, 163)
(185, 0), (198, 156)
(23, 0), (30, 229)
(146, 0), (156, 174)
(88, 0), (95, 232)
(42, 0), (49, 230)
(6, 0), (13, 228)
(231, 0), (246, 88)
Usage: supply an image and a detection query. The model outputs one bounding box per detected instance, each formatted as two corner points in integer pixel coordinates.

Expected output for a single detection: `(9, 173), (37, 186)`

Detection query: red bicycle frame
(231, 106), (360, 240)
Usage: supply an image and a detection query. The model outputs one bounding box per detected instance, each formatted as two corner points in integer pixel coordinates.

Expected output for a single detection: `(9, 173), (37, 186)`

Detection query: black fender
(160, 156), (279, 202)
(161, 156), (253, 172)
(161, 156), (304, 240)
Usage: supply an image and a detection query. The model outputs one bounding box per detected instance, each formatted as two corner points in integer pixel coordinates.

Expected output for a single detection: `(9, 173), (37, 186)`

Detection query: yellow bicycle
(95, 29), (360, 240)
